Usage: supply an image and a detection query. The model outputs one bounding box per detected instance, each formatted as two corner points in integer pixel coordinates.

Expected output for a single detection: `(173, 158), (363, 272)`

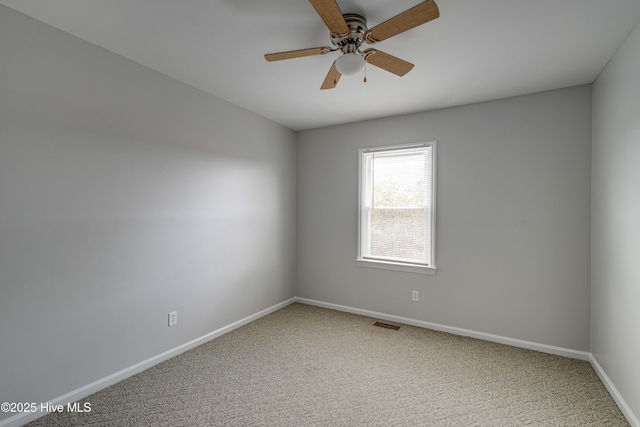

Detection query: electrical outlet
(412, 291), (419, 302)
(168, 311), (177, 327)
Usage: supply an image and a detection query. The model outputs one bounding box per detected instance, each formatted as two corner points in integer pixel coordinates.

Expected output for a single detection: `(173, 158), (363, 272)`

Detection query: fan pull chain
(364, 59), (367, 83)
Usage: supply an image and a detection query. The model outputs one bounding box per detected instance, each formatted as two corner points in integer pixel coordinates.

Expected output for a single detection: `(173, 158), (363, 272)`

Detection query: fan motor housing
(330, 14), (367, 49)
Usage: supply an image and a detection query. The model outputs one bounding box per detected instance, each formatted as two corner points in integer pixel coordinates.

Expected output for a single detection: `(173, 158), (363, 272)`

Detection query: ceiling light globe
(335, 53), (365, 76)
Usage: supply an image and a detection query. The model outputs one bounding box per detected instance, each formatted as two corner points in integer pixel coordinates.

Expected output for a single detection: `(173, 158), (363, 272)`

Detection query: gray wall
(0, 5), (296, 419)
(591, 21), (640, 419)
(297, 86), (592, 351)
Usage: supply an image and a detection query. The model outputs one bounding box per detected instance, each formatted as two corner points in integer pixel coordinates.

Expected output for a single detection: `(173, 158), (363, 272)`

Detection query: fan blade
(265, 47), (332, 62)
(367, 0), (439, 43)
(364, 49), (414, 76)
(321, 61), (342, 90)
(308, 0), (349, 35)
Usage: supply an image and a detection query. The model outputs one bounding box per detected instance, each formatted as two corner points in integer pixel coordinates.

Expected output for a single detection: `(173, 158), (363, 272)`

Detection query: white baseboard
(0, 298), (296, 427)
(295, 297), (640, 426)
(295, 297), (591, 360)
(590, 354), (640, 427)
(4, 297), (637, 427)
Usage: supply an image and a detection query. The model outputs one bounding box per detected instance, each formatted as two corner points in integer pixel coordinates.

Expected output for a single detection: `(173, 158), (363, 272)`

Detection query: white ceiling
(2, 0), (640, 131)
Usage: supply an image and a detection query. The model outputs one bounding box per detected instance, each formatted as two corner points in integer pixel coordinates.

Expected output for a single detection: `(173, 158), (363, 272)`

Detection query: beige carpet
(27, 303), (628, 426)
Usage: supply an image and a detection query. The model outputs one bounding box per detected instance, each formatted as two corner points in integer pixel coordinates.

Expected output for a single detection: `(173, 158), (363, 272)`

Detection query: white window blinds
(360, 144), (435, 267)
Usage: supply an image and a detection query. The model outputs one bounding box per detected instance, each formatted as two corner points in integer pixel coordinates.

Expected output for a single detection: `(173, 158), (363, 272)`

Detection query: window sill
(356, 259), (436, 275)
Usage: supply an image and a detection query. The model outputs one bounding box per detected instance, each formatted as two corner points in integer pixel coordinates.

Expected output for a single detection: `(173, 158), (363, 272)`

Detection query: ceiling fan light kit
(333, 14), (367, 76)
(264, 0), (440, 90)
(335, 53), (365, 75)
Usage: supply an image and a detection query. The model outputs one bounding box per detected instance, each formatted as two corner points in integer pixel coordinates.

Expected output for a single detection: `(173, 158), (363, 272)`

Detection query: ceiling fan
(264, 0), (439, 90)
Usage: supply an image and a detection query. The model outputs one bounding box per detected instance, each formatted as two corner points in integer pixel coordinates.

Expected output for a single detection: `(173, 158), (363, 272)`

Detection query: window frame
(356, 141), (437, 275)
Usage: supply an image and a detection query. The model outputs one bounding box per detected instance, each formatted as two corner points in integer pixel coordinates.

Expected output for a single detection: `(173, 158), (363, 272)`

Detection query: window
(357, 142), (436, 274)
